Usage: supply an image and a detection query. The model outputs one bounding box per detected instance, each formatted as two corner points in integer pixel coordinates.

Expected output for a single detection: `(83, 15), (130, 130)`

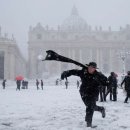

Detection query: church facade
(28, 7), (130, 79)
(0, 28), (27, 80)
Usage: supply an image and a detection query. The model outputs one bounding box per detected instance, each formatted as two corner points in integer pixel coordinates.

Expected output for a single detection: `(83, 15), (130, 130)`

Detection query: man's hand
(120, 84), (123, 89)
(61, 71), (68, 80)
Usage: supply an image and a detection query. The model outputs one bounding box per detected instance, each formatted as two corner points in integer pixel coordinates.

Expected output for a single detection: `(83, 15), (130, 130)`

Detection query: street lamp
(117, 48), (130, 76)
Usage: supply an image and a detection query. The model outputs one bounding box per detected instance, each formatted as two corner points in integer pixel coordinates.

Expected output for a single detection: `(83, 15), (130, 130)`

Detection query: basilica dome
(61, 6), (88, 31)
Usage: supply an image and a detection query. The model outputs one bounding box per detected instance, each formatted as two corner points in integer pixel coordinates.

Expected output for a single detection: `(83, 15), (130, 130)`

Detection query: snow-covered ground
(0, 79), (130, 130)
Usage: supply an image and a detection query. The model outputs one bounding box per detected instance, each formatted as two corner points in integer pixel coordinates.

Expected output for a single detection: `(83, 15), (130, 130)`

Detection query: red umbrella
(15, 75), (24, 80)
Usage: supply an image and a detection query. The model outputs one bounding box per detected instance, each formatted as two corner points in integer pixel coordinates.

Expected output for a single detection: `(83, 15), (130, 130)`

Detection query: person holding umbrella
(15, 76), (24, 91)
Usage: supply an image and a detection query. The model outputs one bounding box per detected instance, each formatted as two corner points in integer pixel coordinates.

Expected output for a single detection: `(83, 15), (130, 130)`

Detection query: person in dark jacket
(121, 71), (130, 103)
(65, 79), (69, 89)
(2, 79), (6, 89)
(22, 80), (25, 89)
(98, 84), (106, 102)
(56, 79), (59, 85)
(77, 80), (80, 89)
(25, 81), (28, 89)
(41, 80), (43, 90)
(61, 62), (107, 127)
(16, 80), (21, 91)
(36, 79), (39, 90)
(106, 72), (118, 101)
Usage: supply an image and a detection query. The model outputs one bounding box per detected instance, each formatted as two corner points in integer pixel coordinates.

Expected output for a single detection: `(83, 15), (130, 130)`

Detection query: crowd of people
(1, 61), (130, 128)
(1, 79), (44, 91)
(1, 71), (130, 104)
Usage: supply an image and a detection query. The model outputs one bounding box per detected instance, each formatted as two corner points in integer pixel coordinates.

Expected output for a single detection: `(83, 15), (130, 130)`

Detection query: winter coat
(41, 81), (43, 86)
(121, 75), (130, 96)
(36, 80), (39, 86)
(108, 75), (118, 89)
(16, 80), (21, 86)
(2, 80), (6, 87)
(61, 68), (107, 99)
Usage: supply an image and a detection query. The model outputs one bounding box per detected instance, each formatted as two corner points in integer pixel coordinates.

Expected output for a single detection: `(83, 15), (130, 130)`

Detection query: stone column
(89, 48), (93, 62)
(29, 49), (36, 78)
(0, 26), (1, 37)
(56, 49), (61, 73)
(109, 49), (112, 72)
(9, 53), (15, 79)
(96, 48), (100, 68)
(99, 48), (103, 72)
(4, 51), (9, 79)
(72, 49), (76, 68)
(79, 49), (82, 63)
(68, 48), (72, 69)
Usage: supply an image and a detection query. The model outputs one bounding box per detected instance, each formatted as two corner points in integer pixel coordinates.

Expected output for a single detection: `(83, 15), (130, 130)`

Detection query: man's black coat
(61, 68), (107, 99)
(121, 75), (130, 97)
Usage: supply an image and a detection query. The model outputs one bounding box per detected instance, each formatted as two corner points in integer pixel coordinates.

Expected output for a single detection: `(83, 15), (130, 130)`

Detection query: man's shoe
(86, 122), (97, 128)
(124, 101), (128, 103)
(112, 99), (117, 101)
(101, 107), (106, 118)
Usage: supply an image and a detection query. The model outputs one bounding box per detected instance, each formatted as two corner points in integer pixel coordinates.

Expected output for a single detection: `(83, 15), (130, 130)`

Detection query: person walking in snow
(106, 72), (118, 101)
(77, 80), (80, 89)
(121, 71), (130, 103)
(25, 81), (28, 89)
(16, 80), (21, 91)
(41, 80), (43, 90)
(36, 79), (39, 90)
(65, 79), (69, 89)
(2, 79), (6, 89)
(61, 62), (107, 128)
(98, 84), (106, 102)
(22, 80), (25, 89)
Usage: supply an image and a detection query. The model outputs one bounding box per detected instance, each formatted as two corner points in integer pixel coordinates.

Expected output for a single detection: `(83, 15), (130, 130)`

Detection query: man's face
(88, 66), (96, 74)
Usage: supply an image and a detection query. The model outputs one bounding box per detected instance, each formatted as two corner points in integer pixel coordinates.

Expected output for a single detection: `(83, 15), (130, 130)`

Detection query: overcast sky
(0, 0), (130, 58)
